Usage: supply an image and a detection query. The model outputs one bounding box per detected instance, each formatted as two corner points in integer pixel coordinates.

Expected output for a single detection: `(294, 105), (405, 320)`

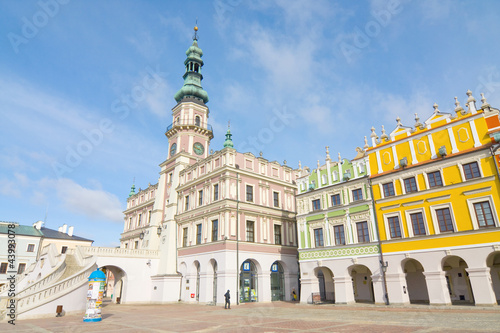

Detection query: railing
(78, 246), (160, 258)
(0, 261), (35, 295)
(166, 118), (213, 133)
(15, 259), (97, 315)
(15, 258), (67, 299)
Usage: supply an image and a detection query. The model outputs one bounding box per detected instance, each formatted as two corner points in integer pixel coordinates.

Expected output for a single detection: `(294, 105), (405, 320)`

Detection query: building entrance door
(270, 262), (284, 301)
(240, 260), (258, 302)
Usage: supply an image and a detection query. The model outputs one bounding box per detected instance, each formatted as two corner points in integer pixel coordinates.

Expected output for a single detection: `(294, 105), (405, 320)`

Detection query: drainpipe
(368, 178), (389, 305)
(235, 166), (240, 305)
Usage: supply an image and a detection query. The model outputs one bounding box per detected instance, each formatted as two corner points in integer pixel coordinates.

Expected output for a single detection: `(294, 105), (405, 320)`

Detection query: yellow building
(366, 91), (500, 306)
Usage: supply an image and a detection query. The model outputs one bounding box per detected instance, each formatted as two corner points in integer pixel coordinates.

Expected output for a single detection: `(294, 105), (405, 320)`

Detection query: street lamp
(157, 226), (162, 236)
(380, 260), (388, 273)
(139, 231), (145, 240)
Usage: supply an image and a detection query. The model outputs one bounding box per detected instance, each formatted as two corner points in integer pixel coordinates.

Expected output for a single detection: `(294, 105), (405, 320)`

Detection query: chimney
(33, 221), (43, 230)
(58, 226), (63, 232)
(62, 224), (68, 234)
(68, 226), (74, 237)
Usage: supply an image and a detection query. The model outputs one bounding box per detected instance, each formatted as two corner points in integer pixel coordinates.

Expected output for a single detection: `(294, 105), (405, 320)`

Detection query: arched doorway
(100, 265), (126, 304)
(349, 265), (374, 303)
(240, 260), (258, 302)
(486, 252), (500, 304)
(442, 256), (474, 304)
(194, 261), (200, 302)
(270, 261), (284, 301)
(314, 267), (334, 303)
(403, 259), (429, 304)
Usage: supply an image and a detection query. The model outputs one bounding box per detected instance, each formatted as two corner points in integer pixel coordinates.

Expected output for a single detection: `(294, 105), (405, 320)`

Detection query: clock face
(170, 143), (177, 157)
(193, 142), (204, 155)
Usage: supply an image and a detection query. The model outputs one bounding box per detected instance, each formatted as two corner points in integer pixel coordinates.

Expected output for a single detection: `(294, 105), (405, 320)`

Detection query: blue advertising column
(83, 268), (106, 322)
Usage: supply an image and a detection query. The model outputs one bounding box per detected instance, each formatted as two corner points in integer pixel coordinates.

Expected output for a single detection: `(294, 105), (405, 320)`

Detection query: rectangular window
(199, 190), (203, 206)
(0, 263), (7, 274)
(463, 162), (481, 180)
(17, 263), (26, 274)
(246, 185), (253, 202)
(388, 216), (402, 238)
(134, 241), (139, 249)
(331, 194), (341, 206)
(213, 184), (219, 201)
(404, 177), (418, 193)
(273, 192), (279, 208)
(427, 171), (443, 188)
(410, 212), (426, 235)
(436, 208), (454, 232)
(137, 214), (142, 227)
(61, 246), (68, 254)
(129, 218), (132, 230)
(334, 225), (345, 245)
(356, 221), (370, 243)
(185, 195), (190, 211)
(212, 220), (218, 241)
(196, 224), (202, 245)
(183, 227), (188, 247)
(148, 210), (152, 224)
(382, 182), (395, 197)
(274, 224), (282, 245)
(474, 201), (495, 227)
(312, 199), (321, 211)
(314, 228), (324, 247)
(246, 221), (255, 242)
(27, 244), (35, 252)
(352, 188), (363, 201)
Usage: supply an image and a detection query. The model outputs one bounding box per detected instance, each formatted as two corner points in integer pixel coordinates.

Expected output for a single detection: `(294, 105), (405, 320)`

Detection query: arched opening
(195, 115), (201, 127)
(210, 259), (218, 304)
(240, 260), (258, 303)
(313, 267), (334, 303)
(194, 63), (199, 73)
(270, 261), (284, 301)
(442, 256), (474, 305)
(100, 265), (126, 305)
(486, 252), (500, 304)
(349, 265), (374, 303)
(194, 261), (200, 302)
(403, 259), (429, 304)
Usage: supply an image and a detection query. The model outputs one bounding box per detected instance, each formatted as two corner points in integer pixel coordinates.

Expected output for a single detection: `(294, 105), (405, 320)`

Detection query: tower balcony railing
(166, 118), (213, 133)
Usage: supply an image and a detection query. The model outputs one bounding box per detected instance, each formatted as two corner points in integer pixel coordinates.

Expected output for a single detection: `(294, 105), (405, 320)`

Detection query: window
(274, 224), (282, 245)
(463, 162), (481, 180)
(195, 115), (201, 126)
(410, 212), (426, 235)
(436, 208), (454, 232)
(213, 184), (219, 201)
(61, 246), (68, 254)
(137, 214), (142, 227)
(27, 244), (35, 252)
(246, 221), (255, 242)
(182, 227), (188, 247)
(273, 192), (280, 208)
(199, 190), (203, 206)
(387, 216), (402, 238)
(404, 177), (418, 193)
(246, 185), (253, 202)
(196, 224), (202, 245)
(331, 194), (341, 206)
(352, 188), (363, 201)
(334, 225), (345, 245)
(383, 183), (395, 197)
(17, 263), (26, 274)
(134, 241), (139, 249)
(427, 171), (443, 188)
(212, 220), (218, 241)
(148, 210), (152, 224)
(474, 201), (495, 227)
(124, 243), (128, 249)
(0, 263), (7, 274)
(314, 228), (324, 247)
(185, 195), (190, 211)
(312, 199), (321, 211)
(356, 221), (370, 243)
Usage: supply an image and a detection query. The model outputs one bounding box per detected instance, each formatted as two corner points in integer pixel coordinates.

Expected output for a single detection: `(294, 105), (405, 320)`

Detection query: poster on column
(84, 279), (105, 322)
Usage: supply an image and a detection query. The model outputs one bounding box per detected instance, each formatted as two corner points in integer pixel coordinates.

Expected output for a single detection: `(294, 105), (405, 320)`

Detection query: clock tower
(149, 26), (213, 298)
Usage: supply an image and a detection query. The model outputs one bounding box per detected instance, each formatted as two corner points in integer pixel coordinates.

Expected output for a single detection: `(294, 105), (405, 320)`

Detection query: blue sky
(1, 0), (500, 247)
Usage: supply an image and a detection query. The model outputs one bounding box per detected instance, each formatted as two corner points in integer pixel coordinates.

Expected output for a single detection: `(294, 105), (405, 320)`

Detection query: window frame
(198, 189), (203, 206)
(403, 176), (418, 193)
(61, 246), (68, 254)
(383, 213), (404, 240)
(17, 263), (26, 274)
(274, 224), (282, 245)
(467, 196), (498, 229)
(331, 194), (341, 207)
(463, 161), (481, 180)
(212, 219), (218, 242)
(182, 227), (188, 247)
(246, 221), (255, 242)
(430, 204), (456, 234)
(246, 185), (254, 202)
(333, 224), (346, 245)
(352, 188), (363, 201)
(185, 195), (190, 211)
(314, 228), (324, 247)
(356, 221), (370, 243)
(312, 199), (321, 211)
(196, 224), (202, 245)
(387, 215), (402, 238)
(27, 243), (35, 252)
(273, 191), (280, 208)
(404, 208), (428, 237)
(213, 184), (219, 201)
(382, 182), (395, 197)
(0, 263), (7, 274)
(427, 170), (443, 188)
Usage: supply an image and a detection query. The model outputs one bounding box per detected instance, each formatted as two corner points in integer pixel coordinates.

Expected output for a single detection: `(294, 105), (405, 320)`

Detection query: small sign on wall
(190, 293), (195, 298)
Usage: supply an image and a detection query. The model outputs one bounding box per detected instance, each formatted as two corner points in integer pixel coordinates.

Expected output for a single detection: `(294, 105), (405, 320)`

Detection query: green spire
(223, 122), (234, 148)
(173, 24), (209, 104)
(128, 182), (136, 197)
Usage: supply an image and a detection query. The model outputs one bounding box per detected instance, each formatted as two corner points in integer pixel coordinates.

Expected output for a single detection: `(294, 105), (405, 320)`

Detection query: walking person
(224, 290), (231, 309)
(291, 288), (297, 301)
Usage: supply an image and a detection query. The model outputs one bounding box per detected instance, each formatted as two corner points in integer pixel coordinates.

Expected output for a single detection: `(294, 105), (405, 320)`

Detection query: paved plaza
(3, 301), (500, 332)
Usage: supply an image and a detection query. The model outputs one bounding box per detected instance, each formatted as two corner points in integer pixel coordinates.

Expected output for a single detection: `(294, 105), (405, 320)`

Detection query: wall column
(423, 271), (451, 305)
(466, 267), (497, 305)
(371, 273), (386, 304)
(385, 273), (410, 304)
(333, 275), (355, 304)
(299, 275), (317, 304)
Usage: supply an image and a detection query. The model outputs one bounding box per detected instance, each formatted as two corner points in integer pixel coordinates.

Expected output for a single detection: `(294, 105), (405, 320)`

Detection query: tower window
(195, 116), (201, 126)
(194, 63), (199, 73)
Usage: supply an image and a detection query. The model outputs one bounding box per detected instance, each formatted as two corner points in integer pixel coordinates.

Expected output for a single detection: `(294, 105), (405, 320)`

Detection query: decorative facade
(366, 91), (500, 305)
(296, 148), (385, 304)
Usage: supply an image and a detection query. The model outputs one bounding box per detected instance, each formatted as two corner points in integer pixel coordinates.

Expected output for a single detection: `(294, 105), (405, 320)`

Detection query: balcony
(165, 118), (214, 139)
